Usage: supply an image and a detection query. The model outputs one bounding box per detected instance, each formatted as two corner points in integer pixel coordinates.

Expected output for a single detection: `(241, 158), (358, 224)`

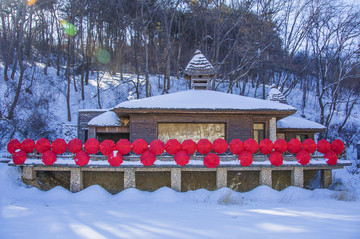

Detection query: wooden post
(321, 169), (332, 188)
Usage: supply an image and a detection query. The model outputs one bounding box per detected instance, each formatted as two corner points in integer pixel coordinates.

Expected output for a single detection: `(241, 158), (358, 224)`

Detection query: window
(253, 123), (265, 144)
(84, 129), (88, 142)
(277, 133), (285, 140)
(296, 134), (308, 142)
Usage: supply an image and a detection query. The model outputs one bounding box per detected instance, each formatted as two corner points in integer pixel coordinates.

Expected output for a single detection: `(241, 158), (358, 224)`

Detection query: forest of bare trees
(0, 0), (359, 144)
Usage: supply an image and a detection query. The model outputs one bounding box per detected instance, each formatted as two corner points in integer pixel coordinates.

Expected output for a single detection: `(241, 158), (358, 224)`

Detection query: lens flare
(95, 49), (110, 64)
(27, 0), (37, 6)
(59, 20), (77, 36)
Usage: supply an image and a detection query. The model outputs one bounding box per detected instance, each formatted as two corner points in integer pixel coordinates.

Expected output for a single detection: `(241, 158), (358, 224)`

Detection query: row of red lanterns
(7, 137), (344, 167)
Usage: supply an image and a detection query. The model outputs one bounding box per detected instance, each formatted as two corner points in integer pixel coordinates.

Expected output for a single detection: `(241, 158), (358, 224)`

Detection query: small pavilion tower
(184, 50), (216, 90)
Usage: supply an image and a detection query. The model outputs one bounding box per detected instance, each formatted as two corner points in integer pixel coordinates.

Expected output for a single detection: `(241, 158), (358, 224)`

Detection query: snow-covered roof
(184, 50), (216, 76)
(88, 111), (121, 126)
(277, 116), (326, 130)
(113, 90), (296, 112)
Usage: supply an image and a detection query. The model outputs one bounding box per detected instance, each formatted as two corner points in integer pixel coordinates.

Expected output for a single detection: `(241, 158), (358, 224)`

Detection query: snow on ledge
(88, 111), (121, 127)
(277, 116), (326, 130)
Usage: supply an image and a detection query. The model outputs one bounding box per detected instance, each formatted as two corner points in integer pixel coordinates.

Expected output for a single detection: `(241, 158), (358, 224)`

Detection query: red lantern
(107, 151), (123, 167)
(287, 138), (302, 154)
(12, 150), (27, 165)
(212, 138), (228, 154)
(244, 138), (258, 154)
(181, 139), (197, 154)
(116, 139), (131, 155)
(317, 139), (330, 154)
(302, 139), (317, 154)
(274, 139), (287, 154)
(7, 139), (21, 154)
(238, 151), (253, 167)
(296, 150), (311, 165)
(149, 139), (165, 155)
(74, 150), (90, 166)
(259, 139), (273, 155)
(204, 153), (220, 168)
(269, 151), (283, 166)
(84, 138), (100, 154)
(52, 138), (67, 154)
(68, 138), (83, 154)
(174, 150), (190, 166)
(165, 139), (181, 155)
(331, 139), (345, 155)
(140, 150), (156, 166)
(325, 150), (338, 166)
(229, 139), (244, 155)
(132, 139), (148, 154)
(35, 138), (51, 154)
(100, 139), (116, 155)
(197, 139), (212, 155)
(21, 139), (35, 153)
(42, 150), (57, 166)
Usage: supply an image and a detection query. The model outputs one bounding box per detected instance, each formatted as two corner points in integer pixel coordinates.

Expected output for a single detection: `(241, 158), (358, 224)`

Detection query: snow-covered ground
(1, 162), (359, 239)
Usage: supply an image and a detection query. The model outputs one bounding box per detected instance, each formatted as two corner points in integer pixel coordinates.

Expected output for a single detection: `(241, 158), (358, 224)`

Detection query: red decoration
(149, 139), (165, 155)
(42, 150), (57, 166)
(274, 139), (287, 153)
(302, 139), (317, 154)
(132, 139), (148, 154)
(174, 150), (190, 166)
(287, 138), (302, 154)
(204, 153), (220, 168)
(165, 139), (182, 155)
(296, 150), (311, 165)
(21, 139), (35, 153)
(67, 138), (83, 154)
(197, 139), (212, 154)
(331, 139), (345, 155)
(115, 139), (132, 155)
(140, 150), (156, 166)
(229, 139), (244, 155)
(212, 138), (228, 154)
(317, 139), (330, 154)
(100, 139), (116, 155)
(35, 138), (51, 154)
(269, 151), (283, 166)
(7, 139), (21, 154)
(259, 139), (273, 155)
(238, 151), (253, 167)
(74, 150), (90, 166)
(84, 138), (100, 154)
(244, 138), (258, 154)
(12, 150), (27, 165)
(52, 138), (67, 154)
(107, 151), (123, 167)
(181, 139), (197, 154)
(325, 150), (338, 165)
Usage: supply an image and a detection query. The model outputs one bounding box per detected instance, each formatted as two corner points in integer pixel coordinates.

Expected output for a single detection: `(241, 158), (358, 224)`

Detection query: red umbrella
(42, 150), (57, 166)
(116, 139), (132, 155)
(181, 139), (197, 154)
(7, 139), (21, 154)
(212, 138), (228, 154)
(74, 150), (90, 166)
(197, 139), (212, 155)
(100, 139), (115, 155)
(84, 138), (100, 154)
(273, 139), (287, 154)
(244, 138), (258, 154)
(259, 139), (273, 155)
(317, 139), (330, 154)
(331, 139), (345, 155)
(238, 151), (253, 167)
(302, 139), (317, 154)
(140, 150), (156, 166)
(149, 139), (165, 155)
(12, 150), (27, 165)
(107, 151), (123, 167)
(204, 153), (220, 168)
(35, 138), (51, 154)
(325, 150), (338, 166)
(287, 138), (302, 154)
(165, 139), (181, 155)
(296, 150), (311, 165)
(132, 139), (148, 154)
(21, 139), (35, 153)
(52, 138), (67, 154)
(229, 139), (244, 155)
(174, 150), (190, 166)
(68, 138), (83, 154)
(269, 151), (283, 166)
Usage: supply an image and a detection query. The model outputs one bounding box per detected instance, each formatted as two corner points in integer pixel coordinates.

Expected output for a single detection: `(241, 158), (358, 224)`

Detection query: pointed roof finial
(184, 50), (215, 77)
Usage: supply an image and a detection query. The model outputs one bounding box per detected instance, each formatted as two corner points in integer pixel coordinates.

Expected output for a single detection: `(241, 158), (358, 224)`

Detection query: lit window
(253, 123), (265, 144)
(296, 134), (308, 142)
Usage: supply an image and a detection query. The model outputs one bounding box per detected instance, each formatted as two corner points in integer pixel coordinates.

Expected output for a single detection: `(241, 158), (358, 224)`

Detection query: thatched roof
(184, 50), (216, 77)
